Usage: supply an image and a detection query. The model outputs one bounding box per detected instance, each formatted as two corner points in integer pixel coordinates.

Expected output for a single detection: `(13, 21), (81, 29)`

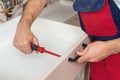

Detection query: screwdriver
(31, 44), (61, 57)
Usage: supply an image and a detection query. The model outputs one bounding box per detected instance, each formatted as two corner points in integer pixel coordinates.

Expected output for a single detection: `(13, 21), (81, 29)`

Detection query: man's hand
(13, 0), (47, 54)
(13, 23), (39, 54)
(76, 41), (116, 63)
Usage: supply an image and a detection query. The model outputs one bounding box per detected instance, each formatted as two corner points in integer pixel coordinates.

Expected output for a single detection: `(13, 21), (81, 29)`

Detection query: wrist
(18, 14), (34, 27)
(17, 17), (32, 30)
(106, 38), (120, 54)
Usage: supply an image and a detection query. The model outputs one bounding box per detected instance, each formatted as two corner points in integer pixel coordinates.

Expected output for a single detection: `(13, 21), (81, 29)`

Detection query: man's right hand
(13, 23), (39, 54)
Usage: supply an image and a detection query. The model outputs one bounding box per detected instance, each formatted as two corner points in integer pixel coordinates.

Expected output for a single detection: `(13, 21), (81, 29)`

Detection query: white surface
(0, 16), (88, 80)
(40, 1), (77, 22)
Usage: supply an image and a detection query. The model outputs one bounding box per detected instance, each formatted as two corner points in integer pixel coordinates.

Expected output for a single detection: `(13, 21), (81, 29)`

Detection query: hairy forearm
(18, 0), (47, 27)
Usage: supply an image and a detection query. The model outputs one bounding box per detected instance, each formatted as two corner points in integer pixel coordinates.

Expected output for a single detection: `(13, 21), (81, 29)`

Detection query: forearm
(18, 0), (47, 28)
(106, 38), (120, 54)
(13, 0), (47, 53)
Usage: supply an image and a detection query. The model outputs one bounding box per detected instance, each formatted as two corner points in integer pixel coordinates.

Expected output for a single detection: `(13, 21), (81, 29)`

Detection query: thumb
(32, 36), (39, 46)
(77, 54), (88, 63)
(76, 50), (88, 63)
(76, 50), (84, 56)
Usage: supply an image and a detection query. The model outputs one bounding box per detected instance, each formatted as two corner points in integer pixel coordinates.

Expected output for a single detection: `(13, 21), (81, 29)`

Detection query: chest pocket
(73, 0), (105, 12)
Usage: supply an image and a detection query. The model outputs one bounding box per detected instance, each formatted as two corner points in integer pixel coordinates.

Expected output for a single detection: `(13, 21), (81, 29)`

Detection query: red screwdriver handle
(31, 44), (38, 50)
(31, 44), (45, 53)
(31, 44), (61, 57)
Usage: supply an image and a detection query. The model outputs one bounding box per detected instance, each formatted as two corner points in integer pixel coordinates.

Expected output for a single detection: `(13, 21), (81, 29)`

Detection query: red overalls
(79, 0), (120, 80)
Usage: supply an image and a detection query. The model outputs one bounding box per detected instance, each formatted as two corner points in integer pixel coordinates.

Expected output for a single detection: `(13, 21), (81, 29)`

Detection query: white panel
(0, 16), (90, 80)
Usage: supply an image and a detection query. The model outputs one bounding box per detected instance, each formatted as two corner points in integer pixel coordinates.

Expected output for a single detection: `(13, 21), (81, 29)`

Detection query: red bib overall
(79, 0), (120, 80)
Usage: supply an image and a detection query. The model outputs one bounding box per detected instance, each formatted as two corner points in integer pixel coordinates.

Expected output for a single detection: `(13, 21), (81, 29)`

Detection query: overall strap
(79, 0), (120, 40)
